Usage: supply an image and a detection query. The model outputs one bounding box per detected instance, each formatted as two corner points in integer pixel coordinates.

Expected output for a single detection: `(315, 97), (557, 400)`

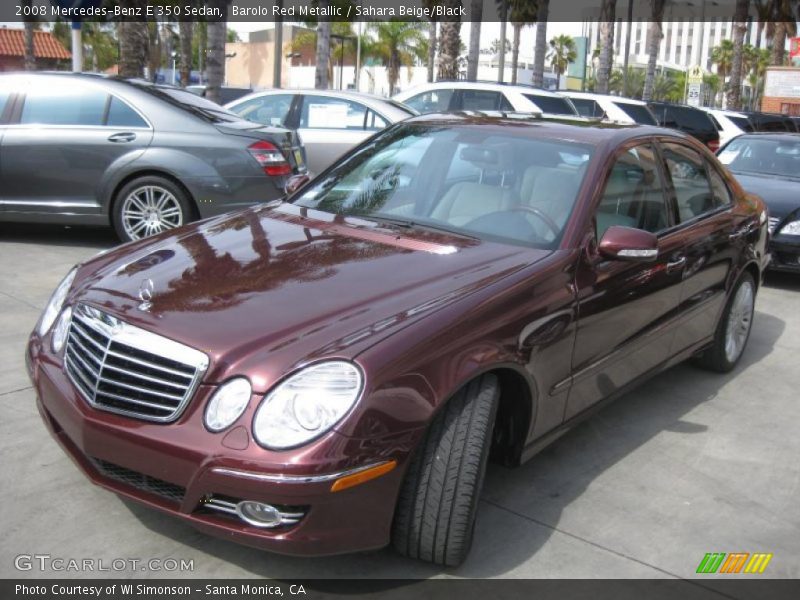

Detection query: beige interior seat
(431, 182), (519, 227)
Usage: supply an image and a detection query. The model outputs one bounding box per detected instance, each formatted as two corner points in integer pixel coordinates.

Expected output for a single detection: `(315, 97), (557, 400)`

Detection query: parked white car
(226, 90), (416, 174)
(700, 108), (752, 147)
(393, 82), (578, 116)
(561, 91), (658, 125)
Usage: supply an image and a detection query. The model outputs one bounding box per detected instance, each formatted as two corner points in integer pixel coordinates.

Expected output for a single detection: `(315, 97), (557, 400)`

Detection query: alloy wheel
(120, 185), (184, 240)
(724, 280), (754, 364)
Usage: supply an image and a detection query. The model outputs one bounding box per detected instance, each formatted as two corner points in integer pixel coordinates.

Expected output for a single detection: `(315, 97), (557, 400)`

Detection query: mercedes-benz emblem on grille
(138, 278), (154, 311)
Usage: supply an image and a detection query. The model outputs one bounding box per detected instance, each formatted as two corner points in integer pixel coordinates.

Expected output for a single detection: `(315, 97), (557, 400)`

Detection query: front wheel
(696, 272), (756, 373)
(112, 176), (194, 242)
(392, 374), (499, 567)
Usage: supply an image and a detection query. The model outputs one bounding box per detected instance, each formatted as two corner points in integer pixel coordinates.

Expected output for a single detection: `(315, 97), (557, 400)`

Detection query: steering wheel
(508, 205), (560, 239)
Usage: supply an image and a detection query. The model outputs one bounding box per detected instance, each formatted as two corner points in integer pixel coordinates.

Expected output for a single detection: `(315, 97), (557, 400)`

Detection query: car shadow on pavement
(0, 223), (117, 249)
(116, 305), (786, 580)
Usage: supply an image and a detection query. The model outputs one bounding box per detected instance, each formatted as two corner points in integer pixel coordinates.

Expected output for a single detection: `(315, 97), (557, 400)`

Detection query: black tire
(111, 175), (195, 243)
(392, 374), (499, 567)
(695, 272), (756, 373)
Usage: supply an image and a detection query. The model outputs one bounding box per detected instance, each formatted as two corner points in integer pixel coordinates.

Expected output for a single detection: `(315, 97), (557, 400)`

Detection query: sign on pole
(686, 65), (705, 107)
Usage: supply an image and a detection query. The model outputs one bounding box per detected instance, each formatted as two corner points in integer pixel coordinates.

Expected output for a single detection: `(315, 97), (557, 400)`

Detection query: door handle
(729, 223), (756, 240)
(108, 132), (136, 143)
(666, 256), (687, 271)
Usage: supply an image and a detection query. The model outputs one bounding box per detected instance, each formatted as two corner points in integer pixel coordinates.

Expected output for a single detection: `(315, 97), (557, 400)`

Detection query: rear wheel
(112, 176), (194, 242)
(696, 272), (756, 373)
(392, 374), (499, 567)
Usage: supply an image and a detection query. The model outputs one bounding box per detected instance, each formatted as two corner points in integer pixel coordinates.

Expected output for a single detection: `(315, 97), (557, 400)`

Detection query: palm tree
(205, 0), (228, 102)
(727, 0), (749, 110)
(532, 0), (549, 87)
(466, 0), (483, 81)
(748, 47), (772, 109)
(595, 0), (617, 94)
(366, 22), (426, 96)
(118, 0), (149, 79)
(422, 0), (438, 83)
(509, 0), (537, 85)
(179, 21), (194, 87)
(711, 40), (734, 107)
(770, 0), (798, 66)
(496, 0), (508, 82)
(21, 0), (35, 71)
(641, 0), (666, 101)
(548, 34), (576, 89)
(703, 73), (721, 107)
(651, 72), (675, 101)
(437, 1), (463, 81)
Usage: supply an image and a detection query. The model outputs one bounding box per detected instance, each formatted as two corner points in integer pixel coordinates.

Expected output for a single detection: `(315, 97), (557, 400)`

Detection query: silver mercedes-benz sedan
(226, 90), (416, 174)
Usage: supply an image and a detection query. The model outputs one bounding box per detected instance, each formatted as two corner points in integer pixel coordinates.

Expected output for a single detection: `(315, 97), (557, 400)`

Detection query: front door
(567, 141), (687, 419)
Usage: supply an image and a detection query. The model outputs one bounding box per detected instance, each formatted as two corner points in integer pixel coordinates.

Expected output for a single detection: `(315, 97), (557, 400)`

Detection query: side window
(106, 97), (148, 128)
(365, 110), (388, 131)
(231, 94), (293, 126)
(299, 96), (367, 130)
(707, 164), (733, 208)
(661, 143), (715, 222)
(0, 89), (10, 118)
(21, 87), (108, 126)
(460, 90), (505, 111)
(571, 98), (603, 118)
(596, 144), (668, 239)
(404, 89), (454, 114)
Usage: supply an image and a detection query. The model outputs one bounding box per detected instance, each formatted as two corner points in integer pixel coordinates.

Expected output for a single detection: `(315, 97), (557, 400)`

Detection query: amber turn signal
(330, 460), (397, 493)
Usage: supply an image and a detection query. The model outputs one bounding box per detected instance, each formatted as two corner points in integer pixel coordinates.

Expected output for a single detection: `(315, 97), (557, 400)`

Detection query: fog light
(235, 501), (282, 528)
(51, 307), (73, 354)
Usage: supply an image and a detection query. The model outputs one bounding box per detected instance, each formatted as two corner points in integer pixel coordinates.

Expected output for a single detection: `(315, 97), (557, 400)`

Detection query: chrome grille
(768, 217), (780, 235)
(64, 304), (208, 422)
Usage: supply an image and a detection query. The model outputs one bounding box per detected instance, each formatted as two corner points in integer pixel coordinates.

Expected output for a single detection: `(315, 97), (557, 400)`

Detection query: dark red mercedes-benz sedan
(27, 114), (769, 566)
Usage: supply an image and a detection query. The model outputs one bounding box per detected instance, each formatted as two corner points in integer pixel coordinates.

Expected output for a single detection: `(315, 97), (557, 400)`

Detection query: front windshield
(291, 123), (594, 248)
(718, 136), (800, 178)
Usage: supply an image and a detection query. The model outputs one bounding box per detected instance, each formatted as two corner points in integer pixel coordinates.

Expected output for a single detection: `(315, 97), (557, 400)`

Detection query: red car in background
(27, 114), (768, 566)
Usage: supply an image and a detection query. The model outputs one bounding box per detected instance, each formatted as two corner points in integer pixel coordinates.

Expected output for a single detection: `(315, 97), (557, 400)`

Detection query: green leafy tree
(547, 34), (576, 89)
(363, 22), (426, 95)
(711, 39), (734, 105)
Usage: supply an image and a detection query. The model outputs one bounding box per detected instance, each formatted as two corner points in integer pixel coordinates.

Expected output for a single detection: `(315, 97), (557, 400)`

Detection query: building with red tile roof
(0, 28), (71, 71)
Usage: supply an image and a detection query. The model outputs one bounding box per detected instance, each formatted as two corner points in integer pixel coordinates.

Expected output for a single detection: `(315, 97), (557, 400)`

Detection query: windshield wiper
(361, 214), (478, 239)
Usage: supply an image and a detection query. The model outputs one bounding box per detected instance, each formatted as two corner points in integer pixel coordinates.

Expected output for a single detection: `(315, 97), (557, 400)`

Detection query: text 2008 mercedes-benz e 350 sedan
(27, 113), (768, 566)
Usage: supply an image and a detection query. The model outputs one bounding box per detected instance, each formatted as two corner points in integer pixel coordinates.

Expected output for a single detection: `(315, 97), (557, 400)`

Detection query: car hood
(731, 172), (800, 219)
(73, 204), (549, 390)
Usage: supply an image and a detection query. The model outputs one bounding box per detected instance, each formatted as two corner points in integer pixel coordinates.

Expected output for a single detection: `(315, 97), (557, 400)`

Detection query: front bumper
(768, 235), (800, 273)
(26, 337), (417, 557)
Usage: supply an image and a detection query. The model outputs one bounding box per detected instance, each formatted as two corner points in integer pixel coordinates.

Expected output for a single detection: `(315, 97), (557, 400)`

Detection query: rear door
(0, 82), (152, 218)
(658, 140), (739, 354)
(295, 94), (376, 174)
(568, 141), (687, 419)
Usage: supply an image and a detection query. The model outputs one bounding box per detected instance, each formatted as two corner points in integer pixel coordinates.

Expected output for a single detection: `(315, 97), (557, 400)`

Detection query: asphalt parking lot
(1, 223), (798, 581)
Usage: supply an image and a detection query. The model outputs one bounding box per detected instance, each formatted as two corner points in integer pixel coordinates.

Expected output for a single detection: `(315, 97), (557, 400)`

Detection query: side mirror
(598, 225), (659, 262)
(284, 173), (310, 195)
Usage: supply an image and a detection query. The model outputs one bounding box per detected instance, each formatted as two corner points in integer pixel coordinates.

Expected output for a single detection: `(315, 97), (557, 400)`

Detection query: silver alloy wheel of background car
(724, 279), (755, 364)
(121, 185), (184, 240)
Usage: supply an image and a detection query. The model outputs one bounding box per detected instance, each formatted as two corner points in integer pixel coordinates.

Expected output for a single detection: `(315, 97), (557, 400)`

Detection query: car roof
(561, 91), (647, 105)
(700, 107), (748, 118)
(401, 111), (681, 145)
(397, 81), (566, 98)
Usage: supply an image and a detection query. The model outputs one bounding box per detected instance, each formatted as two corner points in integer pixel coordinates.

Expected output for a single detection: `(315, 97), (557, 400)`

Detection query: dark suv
(648, 101), (720, 151)
(0, 73), (306, 241)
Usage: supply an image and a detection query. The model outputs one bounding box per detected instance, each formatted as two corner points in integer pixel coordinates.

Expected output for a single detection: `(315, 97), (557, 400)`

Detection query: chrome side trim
(210, 460), (394, 485)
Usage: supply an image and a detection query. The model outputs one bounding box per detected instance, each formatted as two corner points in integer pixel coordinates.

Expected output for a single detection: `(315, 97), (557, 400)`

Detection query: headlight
(51, 307), (73, 354)
(204, 378), (252, 432)
(253, 361), (363, 450)
(779, 219), (800, 236)
(37, 267), (77, 337)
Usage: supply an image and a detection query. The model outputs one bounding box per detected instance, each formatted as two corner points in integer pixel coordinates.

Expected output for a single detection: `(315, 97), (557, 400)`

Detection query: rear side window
(107, 97), (148, 128)
(728, 116), (753, 132)
(661, 143), (716, 222)
(299, 96), (368, 130)
(403, 89), (453, 114)
(571, 98), (604, 118)
(707, 113), (723, 131)
(460, 90), (514, 111)
(365, 110), (388, 131)
(675, 107), (715, 132)
(613, 102), (657, 125)
(21, 87), (108, 126)
(524, 94), (575, 115)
